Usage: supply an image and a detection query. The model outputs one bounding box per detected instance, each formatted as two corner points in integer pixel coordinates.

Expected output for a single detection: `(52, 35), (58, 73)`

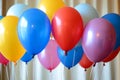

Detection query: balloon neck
(84, 68), (87, 71)
(50, 70), (52, 72)
(65, 51), (68, 56)
(93, 63), (96, 67)
(103, 63), (105, 66)
(14, 62), (17, 66)
(32, 55), (35, 58)
(3, 64), (6, 67)
(68, 67), (71, 70)
(26, 62), (28, 64)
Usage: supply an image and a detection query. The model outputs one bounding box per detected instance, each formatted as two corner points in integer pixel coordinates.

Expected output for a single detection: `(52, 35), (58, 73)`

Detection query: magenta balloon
(0, 52), (9, 65)
(38, 40), (60, 71)
(82, 18), (116, 62)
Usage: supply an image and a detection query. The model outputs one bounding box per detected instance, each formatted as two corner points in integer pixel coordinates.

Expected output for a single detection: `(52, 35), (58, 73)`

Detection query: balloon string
(88, 66), (94, 80)
(14, 63), (16, 80)
(1, 64), (2, 80)
(100, 63), (104, 80)
(5, 65), (10, 80)
(72, 50), (76, 68)
(26, 63), (28, 80)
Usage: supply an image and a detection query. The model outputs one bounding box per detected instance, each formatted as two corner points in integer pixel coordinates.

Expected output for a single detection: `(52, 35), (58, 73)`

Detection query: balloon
(21, 52), (33, 63)
(0, 16), (3, 19)
(102, 13), (120, 50)
(6, 4), (30, 17)
(0, 16), (25, 63)
(0, 52), (9, 65)
(57, 44), (83, 69)
(75, 3), (99, 26)
(18, 8), (51, 55)
(38, 40), (60, 71)
(82, 18), (116, 62)
(79, 54), (93, 69)
(103, 47), (120, 62)
(52, 7), (83, 54)
(38, 0), (65, 21)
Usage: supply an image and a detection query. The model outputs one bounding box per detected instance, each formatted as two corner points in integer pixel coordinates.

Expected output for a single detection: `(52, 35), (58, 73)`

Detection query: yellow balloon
(0, 16), (25, 63)
(38, 0), (65, 21)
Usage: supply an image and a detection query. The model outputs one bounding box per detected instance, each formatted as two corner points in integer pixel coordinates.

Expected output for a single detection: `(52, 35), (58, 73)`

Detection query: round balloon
(79, 54), (93, 69)
(75, 3), (99, 26)
(38, 40), (60, 71)
(21, 52), (33, 63)
(6, 4), (30, 17)
(103, 47), (120, 62)
(82, 18), (116, 62)
(38, 0), (65, 21)
(0, 52), (9, 65)
(57, 44), (83, 69)
(0, 16), (25, 63)
(18, 8), (51, 55)
(52, 7), (83, 54)
(102, 13), (120, 50)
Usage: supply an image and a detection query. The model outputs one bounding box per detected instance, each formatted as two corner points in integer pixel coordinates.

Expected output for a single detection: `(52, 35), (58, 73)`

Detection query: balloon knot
(26, 62), (28, 64)
(103, 63), (105, 66)
(65, 51), (68, 56)
(50, 70), (52, 72)
(93, 63), (96, 67)
(32, 55), (35, 58)
(84, 69), (87, 71)
(68, 67), (71, 70)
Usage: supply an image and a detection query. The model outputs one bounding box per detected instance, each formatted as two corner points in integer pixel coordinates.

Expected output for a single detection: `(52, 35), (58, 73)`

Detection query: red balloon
(52, 7), (83, 54)
(0, 52), (9, 65)
(79, 54), (93, 69)
(103, 47), (120, 62)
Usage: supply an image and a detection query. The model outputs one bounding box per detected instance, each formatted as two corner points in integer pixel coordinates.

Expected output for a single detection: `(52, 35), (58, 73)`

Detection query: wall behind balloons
(1, 0), (120, 80)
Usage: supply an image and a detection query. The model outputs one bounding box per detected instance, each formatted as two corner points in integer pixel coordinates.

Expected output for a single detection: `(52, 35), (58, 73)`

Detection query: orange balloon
(79, 54), (93, 69)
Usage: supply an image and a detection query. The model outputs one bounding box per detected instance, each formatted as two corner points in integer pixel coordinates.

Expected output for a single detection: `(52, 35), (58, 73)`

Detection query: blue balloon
(0, 16), (3, 19)
(102, 13), (120, 50)
(21, 52), (33, 63)
(18, 8), (51, 55)
(57, 44), (83, 69)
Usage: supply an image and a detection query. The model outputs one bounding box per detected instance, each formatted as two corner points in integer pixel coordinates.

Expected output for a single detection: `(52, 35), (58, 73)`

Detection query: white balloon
(6, 4), (30, 17)
(75, 3), (99, 26)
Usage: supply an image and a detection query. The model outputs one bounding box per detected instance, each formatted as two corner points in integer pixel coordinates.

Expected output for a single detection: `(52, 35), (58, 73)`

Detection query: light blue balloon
(102, 13), (120, 50)
(0, 16), (3, 20)
(21, 52), (33, 63)
(18, 8), (51, 55)
(75, 3), (99, 25)
(57, 44), (83, 69)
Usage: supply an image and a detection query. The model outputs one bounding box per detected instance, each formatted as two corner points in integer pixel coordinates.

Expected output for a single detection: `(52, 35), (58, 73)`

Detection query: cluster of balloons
(0, 0), (120, 72)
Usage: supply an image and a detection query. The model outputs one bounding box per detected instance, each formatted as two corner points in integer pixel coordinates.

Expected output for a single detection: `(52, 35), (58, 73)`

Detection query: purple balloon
(38, 40), (60, 71)
(82, 18), (116, 62)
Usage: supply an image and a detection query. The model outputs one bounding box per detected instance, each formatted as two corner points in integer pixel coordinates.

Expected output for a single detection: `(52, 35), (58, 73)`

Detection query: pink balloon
(0, 52), (9, 65)
(82, 18), (116, 62)
(38, 40), (60, 71)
